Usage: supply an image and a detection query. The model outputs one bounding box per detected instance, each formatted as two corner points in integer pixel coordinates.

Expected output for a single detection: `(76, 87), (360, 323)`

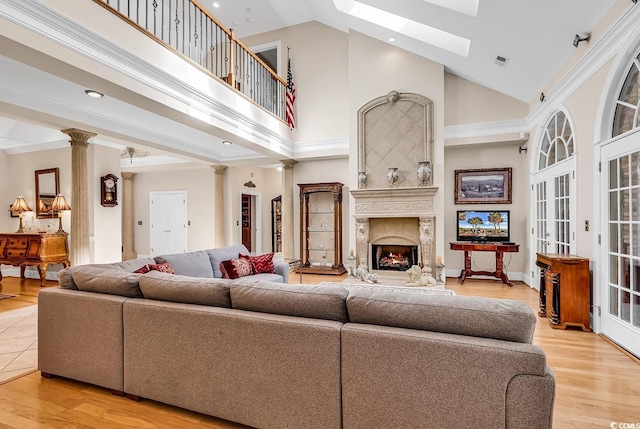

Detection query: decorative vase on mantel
(417, 161), (431, 186)
(357, 171), (367, 189)
(387, 167), (399, 187)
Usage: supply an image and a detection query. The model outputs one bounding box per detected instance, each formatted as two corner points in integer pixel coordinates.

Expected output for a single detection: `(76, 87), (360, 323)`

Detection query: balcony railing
(95, 0), (288, 123)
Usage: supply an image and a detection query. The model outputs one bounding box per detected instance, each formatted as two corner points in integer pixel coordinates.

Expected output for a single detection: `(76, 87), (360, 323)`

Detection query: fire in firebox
(371, 244), (418, 271)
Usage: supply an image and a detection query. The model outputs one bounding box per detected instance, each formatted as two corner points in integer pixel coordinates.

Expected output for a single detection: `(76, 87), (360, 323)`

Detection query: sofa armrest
(273, 261), (290, 283)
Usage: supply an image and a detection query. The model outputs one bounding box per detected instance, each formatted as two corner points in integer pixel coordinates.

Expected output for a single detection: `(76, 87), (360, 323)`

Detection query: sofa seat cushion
(231, 279), (349, 322)
(346, 289), (537, 343)
(207, 245), (249, 278)
(139, 271), (232, 307)
(248, 272), (284, 283)
(70, 266), (143, 298)
(155, 250), (213, 278)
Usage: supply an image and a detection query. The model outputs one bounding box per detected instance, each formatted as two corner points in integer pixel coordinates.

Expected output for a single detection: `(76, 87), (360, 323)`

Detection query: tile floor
(0, 305), (37, 383)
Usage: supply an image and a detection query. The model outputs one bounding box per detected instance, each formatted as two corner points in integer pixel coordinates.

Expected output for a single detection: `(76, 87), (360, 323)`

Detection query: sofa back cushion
(155, 250), (213, 278)
(207, 245), (249, 278)
(346, 289), (537, 343)
(71, 266), (143, 298)
(139, 271), (232, 307)
(231, 279), (349, 322)
(58, 257), (156, 289)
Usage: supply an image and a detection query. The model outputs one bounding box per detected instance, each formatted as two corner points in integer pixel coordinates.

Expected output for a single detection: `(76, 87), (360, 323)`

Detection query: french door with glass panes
(531, 159), (576, 289)
(600, 131), (640, 358)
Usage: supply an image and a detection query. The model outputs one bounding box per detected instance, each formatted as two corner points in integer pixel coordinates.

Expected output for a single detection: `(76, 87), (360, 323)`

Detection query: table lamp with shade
(9, 196), (32, 233)
(50, 194), (71, 233)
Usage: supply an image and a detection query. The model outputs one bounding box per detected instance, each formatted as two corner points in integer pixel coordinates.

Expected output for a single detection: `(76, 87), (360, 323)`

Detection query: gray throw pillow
(154, 250), (214, 278)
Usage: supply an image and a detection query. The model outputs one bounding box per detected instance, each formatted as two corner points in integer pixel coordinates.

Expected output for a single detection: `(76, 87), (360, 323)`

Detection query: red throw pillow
(133, 264), (150, 274)
(241, 252), (275, 274)
(219, 258), (253, 279)
(148, 261), (175, 274)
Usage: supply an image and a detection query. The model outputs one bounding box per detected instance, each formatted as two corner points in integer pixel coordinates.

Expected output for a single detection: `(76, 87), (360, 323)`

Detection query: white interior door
(149, 191), (187, 257)
(600, 132), (640, 358)
(531, 159), (576, 289)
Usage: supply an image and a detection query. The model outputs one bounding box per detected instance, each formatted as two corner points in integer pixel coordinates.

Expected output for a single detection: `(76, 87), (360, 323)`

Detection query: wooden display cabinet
(298, 182), (346, 275)
(271, 196), (282, 253)
(536, 253), (591, 331)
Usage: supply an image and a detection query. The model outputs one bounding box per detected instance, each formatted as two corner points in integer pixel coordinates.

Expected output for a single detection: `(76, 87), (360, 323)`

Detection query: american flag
(286, 58), (296, 129)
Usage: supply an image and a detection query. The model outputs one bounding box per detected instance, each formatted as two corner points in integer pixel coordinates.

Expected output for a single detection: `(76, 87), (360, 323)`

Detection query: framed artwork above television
(454, 167), (512, 204)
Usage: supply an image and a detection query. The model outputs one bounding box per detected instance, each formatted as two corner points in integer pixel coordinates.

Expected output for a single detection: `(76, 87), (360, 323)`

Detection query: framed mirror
(35, 167), (60, 219)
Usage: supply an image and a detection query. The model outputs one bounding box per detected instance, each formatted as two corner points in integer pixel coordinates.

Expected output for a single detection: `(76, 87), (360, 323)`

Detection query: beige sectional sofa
(38, 248), (555, 429)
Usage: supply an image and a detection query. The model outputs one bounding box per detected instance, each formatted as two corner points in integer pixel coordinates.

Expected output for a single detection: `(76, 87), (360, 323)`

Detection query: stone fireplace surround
(351, 187), (437, 276)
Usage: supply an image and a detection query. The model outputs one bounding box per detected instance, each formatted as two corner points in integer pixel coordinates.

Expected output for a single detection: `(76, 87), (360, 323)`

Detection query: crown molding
(444, 119), (528, 140)
(293, 137), (349, 159)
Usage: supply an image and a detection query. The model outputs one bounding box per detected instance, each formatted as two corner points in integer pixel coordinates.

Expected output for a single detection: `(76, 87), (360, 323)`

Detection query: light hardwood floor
(0, 275), (639, 429)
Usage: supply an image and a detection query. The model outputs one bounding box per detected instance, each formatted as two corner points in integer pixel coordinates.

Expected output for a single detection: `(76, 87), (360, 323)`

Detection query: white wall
(130, 167), (215, 256)
(443, 143), (530, 279)
(0, 151), (11, 232)
(243, 22), (349, 145)
(89, 144), (122, 263)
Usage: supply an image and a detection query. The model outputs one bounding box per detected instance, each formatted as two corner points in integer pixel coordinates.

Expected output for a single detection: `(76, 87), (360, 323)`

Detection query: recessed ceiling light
(222, 140), (233, 145)
(212, 2), (220, 8)
(389, 37), (396, 42)
(84, 89), (104, 98)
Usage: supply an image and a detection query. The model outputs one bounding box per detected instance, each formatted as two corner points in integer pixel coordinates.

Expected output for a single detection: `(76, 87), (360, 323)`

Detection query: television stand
(449, 242), (520, 286)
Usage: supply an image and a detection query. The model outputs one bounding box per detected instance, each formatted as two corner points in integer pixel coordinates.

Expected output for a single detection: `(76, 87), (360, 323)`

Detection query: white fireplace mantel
(351, 186), (439, 273)
(350, 186), (438, 218)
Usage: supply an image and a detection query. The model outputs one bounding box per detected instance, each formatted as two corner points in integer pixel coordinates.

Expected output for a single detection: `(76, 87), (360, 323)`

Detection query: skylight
(333, 0), (471, 57)
(423, 0), (479, 18)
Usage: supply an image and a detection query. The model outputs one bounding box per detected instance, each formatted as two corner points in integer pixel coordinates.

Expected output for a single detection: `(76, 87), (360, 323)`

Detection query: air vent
(495, 55), (509, 67)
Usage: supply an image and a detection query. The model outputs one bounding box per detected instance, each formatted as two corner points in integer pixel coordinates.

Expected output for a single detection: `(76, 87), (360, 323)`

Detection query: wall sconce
(539, 92), (545, 102)
(50, 194), (71, 233)
(9, 197), (32, 233)
(573, 33), (590, 47)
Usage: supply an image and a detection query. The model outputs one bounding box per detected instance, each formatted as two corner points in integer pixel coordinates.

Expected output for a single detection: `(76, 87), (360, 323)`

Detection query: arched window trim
(537, 109), (576, 171)
(611, 53), (640, 137)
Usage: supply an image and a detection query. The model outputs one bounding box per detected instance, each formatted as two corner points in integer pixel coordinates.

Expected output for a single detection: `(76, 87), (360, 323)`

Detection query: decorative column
(212, 165), (228, 248)
(419, 216), (435, 274)
(280, 159), (298, 258)
(62, 128), (95, 266)
(355, 217), (369, 269)
(121, 172), (137, 260)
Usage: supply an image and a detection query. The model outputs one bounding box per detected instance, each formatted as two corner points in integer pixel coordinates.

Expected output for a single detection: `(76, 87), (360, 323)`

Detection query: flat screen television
(456, 210), (510, 243)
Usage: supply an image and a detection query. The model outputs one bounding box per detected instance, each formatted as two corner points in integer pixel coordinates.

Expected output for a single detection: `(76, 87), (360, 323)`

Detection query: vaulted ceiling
(0, 0), (621, 165)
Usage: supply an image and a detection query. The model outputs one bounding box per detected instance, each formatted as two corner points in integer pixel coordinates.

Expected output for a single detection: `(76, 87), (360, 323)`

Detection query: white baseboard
(0, 265), (61, 281)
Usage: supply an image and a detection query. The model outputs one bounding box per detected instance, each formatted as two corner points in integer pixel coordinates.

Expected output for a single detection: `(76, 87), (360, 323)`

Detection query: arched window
(538, 110), (575, 170)
(612, 52), (640, 137)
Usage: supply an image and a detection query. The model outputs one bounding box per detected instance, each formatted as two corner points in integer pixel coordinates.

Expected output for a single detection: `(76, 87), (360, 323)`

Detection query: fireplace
(371, 244), (418, 271)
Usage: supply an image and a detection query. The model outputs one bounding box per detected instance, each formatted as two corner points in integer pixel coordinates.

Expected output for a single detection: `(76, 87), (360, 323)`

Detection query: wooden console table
(0, 232), (70, 286)
(450, 242), (520, 286)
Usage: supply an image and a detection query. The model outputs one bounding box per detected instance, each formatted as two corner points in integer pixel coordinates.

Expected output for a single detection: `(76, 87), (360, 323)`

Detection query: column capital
(121, 172), (136, 180)
(61, 128), (97, 146)
(211, 164), (228, 175)
(280, 159), (298, 170)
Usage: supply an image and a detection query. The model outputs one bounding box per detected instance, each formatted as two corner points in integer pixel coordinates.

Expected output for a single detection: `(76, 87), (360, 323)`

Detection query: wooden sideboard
(535, 253), (590, 331)
(0, 232), (70, 286)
